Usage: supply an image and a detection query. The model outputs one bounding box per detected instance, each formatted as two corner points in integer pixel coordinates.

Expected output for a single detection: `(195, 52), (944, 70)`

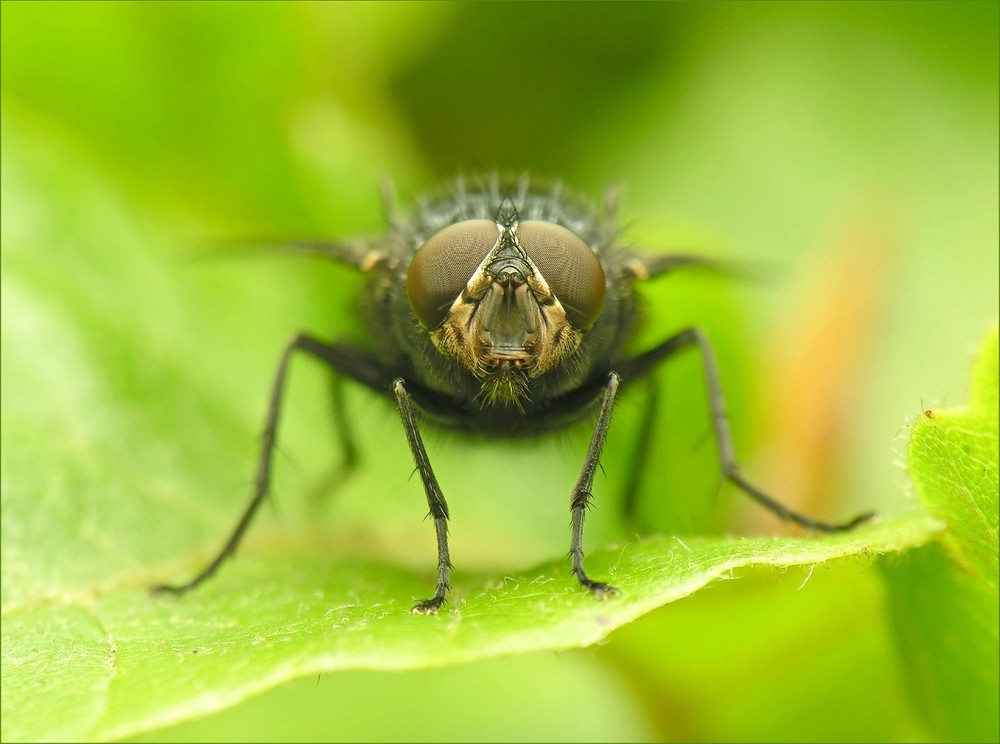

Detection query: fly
(152, 174), (876, 613)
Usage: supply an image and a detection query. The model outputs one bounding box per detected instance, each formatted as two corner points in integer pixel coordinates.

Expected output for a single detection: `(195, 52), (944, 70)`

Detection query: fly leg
(621, 378), (660, 526)
(569, 372), (622, 598)
(620, 327), (877, 531)
(151, 333), (396, 596)
(393, 379), (453, 614)
(307, 374), (360, 506)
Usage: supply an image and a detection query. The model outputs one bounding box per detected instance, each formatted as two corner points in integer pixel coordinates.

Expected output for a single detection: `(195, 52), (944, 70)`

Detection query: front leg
(151, 333), (385, 596)
(569, 372), (622, 598)
(393, 379), (453, 614)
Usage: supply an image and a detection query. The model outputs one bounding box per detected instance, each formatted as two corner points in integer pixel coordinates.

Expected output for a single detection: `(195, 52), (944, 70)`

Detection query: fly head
(405, 200), (607, 410)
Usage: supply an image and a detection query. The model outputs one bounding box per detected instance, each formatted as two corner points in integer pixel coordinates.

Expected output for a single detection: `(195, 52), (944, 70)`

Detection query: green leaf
(4, 5), (996, 740)
(0, 98), (943, 742)
(910, 327), (998, 579)
(3, 519), (939, 742)
(882, 327), (999, 743)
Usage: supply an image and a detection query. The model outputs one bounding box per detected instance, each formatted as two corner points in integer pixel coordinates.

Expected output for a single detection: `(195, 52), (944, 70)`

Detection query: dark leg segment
(622, 378), (660, 526)
(329, 373), (359, 473)
(570, 372), (622, 598)
(620, 327), (877, 532)
(151, 329), (452, 612)
(393, 379), (453, 614)
(307, 373), (360, 504)
(152, 333), (354, 595)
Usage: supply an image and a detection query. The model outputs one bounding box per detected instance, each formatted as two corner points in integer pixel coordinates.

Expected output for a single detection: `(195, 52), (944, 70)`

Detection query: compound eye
(517, 221), (606, 329)
(407, 219), (497, 329)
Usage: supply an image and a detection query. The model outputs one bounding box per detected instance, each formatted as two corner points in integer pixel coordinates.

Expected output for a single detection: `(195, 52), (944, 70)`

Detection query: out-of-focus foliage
(2, 2), (997, 742)
(882, 328), (999, 743)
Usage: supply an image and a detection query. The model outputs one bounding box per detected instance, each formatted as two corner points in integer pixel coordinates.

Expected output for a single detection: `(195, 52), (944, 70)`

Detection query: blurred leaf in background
(2, 1), (997, 742)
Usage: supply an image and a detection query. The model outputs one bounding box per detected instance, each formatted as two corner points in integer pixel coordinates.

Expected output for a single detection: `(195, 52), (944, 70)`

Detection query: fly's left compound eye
(517, 221), (606, 329)
(407, 219), (498, 329)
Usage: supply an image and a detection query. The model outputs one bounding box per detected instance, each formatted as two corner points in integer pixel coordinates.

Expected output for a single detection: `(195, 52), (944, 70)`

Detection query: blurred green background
(2, 1), (997, 741)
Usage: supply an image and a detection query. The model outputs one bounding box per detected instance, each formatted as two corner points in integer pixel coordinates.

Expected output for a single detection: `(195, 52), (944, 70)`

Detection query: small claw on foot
(585, 581), (620, 600)
(845, 511), (879, 529)
(149, 583), (184, 597)
(411, 597), (445, 614)
(811, 510), (880, 533)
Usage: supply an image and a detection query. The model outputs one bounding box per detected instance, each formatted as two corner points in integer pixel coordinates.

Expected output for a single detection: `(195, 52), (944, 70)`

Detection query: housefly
(153, 174), (875, 613)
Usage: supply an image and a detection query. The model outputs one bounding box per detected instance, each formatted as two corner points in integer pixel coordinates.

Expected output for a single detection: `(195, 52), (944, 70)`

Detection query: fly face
(406, 212), (605, 410)
(152, 174), (876, 614)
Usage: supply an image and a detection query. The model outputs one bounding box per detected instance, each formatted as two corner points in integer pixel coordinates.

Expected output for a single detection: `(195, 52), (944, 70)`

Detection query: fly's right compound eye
(407, 219), (498, 329)
(517, 221), (606, 329)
